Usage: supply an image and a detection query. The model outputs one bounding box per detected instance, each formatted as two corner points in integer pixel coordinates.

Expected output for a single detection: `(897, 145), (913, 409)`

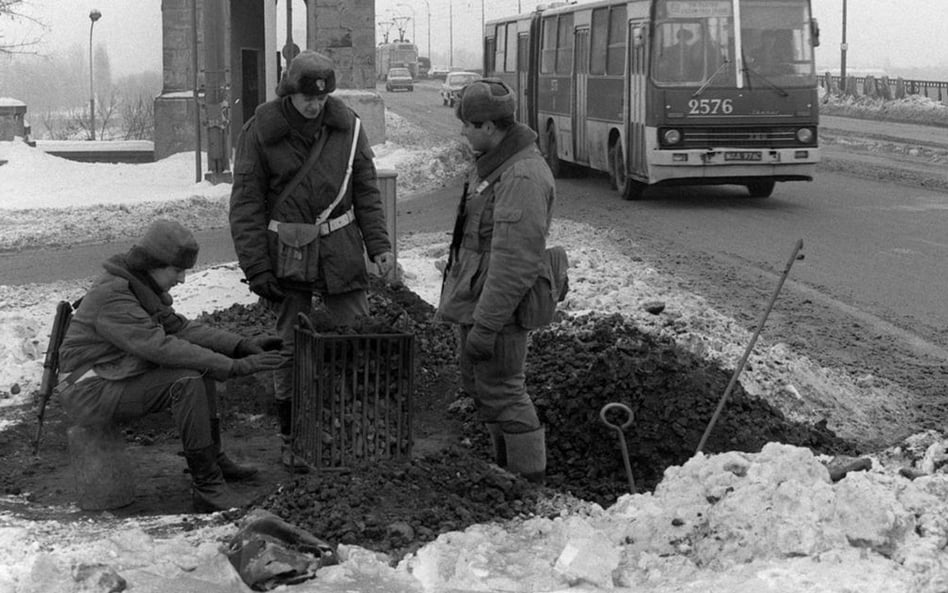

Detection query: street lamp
(88, 8), (102, 141)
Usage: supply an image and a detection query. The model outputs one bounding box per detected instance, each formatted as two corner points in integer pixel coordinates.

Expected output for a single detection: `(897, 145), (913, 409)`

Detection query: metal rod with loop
(600, 402), (636, 494)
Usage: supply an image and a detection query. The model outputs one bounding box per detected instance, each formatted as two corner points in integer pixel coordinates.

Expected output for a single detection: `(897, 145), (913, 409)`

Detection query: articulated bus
(484, 0), (821, 199)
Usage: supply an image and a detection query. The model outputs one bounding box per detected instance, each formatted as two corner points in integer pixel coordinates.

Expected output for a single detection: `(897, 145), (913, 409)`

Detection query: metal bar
(696, 239), (804, 454)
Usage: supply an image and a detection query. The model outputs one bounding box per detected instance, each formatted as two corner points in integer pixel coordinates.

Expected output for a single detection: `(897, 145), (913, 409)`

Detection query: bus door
(573, 27), (590, 164)
(518, 33), (531, 127)
(628, 19), (649, 179)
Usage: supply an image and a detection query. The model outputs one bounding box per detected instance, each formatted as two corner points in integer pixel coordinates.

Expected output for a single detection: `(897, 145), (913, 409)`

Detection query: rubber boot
(277, 400), (309, 474)
(504, 426), (546, 484)
(184, 445), (250, 513)
(211, 419), (258, 481)
(485, 423), (507, 468)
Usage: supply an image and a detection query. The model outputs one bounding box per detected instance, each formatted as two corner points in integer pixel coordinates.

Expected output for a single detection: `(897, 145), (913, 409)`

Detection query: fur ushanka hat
(276, 50), (337, 97)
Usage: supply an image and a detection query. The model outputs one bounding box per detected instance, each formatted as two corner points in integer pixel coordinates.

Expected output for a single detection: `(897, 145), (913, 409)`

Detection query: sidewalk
(821, 115), (948, 148)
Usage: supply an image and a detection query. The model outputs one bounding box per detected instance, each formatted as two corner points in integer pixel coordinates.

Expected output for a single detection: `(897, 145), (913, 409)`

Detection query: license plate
(724, 151), (762, 161)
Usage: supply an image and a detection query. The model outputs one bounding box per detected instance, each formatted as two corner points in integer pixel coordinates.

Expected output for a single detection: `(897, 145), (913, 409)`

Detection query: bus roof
(484, 0), (630, 28)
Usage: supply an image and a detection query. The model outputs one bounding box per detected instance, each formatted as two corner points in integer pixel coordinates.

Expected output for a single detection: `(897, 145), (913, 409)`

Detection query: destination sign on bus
(666, 1), (732, 18)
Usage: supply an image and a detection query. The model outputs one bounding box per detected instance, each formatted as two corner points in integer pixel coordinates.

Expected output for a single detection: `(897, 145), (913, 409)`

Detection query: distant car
(385, 67), (414, 92)
(429, 65), (450, 79)
(440, 71), (478, 107)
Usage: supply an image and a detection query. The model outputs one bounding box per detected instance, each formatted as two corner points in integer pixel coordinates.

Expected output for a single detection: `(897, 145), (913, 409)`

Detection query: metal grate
(676, 127), (805, 148)
(292, 322), (414, 471)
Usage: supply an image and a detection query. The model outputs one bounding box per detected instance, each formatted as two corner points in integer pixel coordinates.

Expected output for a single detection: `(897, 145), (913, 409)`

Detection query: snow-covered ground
(1, 108), (948, 592)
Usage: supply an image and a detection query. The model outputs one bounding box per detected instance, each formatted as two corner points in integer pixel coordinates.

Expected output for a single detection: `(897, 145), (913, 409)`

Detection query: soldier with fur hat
(229, 50), (394, 472)
(437, 79), (557, 483)
(59, 219), (285, 513)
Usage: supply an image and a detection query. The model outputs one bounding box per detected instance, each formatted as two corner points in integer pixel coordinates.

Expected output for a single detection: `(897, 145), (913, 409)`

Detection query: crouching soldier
(58, 219), (284, 513)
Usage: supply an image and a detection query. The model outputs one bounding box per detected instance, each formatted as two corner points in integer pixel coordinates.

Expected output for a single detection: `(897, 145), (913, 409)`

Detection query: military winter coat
(58, 255), (243, 425)
(229, 95), (391, 294)
(438, 123), (556, 330)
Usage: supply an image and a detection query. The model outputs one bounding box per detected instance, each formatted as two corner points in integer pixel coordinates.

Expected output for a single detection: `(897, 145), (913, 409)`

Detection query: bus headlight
(796, 127), (815, 144)
(663, 129), (682, 145)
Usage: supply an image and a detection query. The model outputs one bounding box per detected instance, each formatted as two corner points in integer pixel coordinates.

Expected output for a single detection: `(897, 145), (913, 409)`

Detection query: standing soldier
(438, 79), (557, 483)
(229, 50), (394, 472)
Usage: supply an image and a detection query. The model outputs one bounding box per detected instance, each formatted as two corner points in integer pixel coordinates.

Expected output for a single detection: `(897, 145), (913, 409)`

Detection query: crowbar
(695, 238), (804, 454)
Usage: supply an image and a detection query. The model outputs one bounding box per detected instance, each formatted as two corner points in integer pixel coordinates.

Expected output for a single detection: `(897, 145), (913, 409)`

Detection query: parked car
(385, 67), (414, 92)
(440, 71), (479, 107)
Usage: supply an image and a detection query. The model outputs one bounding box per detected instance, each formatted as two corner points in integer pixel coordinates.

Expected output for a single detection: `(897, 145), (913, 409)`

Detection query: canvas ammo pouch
(515, 245), (569, 329)
(273, 222), (321, 282)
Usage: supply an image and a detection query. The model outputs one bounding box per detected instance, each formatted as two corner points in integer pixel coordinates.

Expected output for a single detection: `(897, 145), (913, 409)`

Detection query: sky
(6, 0), (947, 79)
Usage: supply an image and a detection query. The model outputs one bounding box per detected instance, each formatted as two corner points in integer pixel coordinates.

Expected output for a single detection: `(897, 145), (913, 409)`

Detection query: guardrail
(819, 74), (948, 104)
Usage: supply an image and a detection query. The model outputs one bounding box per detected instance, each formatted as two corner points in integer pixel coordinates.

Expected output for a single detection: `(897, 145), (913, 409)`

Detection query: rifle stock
(33, 300), (73, 456)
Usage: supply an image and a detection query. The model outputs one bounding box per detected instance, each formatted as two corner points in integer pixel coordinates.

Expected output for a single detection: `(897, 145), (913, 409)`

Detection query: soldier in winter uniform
(58, 219), (285, 513)
(229, 50), (394, 471)
(437, 79), (557, 483)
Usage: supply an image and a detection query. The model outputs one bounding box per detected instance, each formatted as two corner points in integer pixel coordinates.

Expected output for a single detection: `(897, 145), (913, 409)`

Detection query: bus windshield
(651, 0), (816, 89)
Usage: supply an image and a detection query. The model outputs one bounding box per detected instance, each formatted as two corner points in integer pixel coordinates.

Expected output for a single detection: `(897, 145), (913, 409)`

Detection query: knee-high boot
(211, 419), (258, 481)
(504, 426), (546, 484)
(185, 444), (250, 513)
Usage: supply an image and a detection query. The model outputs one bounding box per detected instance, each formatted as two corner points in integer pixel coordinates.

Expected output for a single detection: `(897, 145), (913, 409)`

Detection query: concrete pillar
(305, 0), (375, 90)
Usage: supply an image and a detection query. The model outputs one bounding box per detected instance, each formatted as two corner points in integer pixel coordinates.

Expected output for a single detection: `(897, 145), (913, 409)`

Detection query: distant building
(154, 0), (380, 164)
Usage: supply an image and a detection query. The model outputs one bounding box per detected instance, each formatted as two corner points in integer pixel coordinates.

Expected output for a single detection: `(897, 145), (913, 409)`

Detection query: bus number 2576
(688, 98), (734, 115)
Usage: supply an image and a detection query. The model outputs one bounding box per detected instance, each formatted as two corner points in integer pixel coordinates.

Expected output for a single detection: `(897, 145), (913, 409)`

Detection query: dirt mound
(0, 280), (859, 563)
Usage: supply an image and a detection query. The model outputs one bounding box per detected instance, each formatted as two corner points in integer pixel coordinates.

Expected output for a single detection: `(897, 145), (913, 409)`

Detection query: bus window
(590, 8), (608, 75)
(654, 23), (705, 82)
(556, 14), (574, 74)
(606, 5), (627, 75)
(739, 0), (816, 84)
(541, 17), (557, 73)
(494, 24), (506, 73)
(505, 23), (519, 71)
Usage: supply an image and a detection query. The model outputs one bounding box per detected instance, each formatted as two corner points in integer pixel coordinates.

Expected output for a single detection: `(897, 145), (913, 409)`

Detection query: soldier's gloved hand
(373, 251), (395, 279)
(248, 271), (286, 303)
(464, 324), (497, 362)
(229, 352), (285, 377)
(235, 335), (284, 357)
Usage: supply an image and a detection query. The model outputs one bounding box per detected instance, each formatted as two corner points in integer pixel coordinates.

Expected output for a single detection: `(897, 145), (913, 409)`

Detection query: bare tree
(0, 0), (46, 54)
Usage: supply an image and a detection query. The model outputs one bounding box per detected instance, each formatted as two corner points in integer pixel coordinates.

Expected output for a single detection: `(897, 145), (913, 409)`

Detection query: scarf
(474, 122), (538, 180)
(102, 255), (186, 334)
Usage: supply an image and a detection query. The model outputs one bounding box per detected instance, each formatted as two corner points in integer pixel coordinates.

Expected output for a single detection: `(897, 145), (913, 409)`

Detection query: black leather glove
(235, 336), (284, 357)
(229, 352), (285, 377)
(464, 324), (497, 362)
(248, 271), (285, 303)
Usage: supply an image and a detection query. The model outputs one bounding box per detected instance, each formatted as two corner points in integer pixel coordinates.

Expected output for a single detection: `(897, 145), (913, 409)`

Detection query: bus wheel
(610, 142), (644, 200)
(746, 180), (776, 198)
(545, 128), (564, 178)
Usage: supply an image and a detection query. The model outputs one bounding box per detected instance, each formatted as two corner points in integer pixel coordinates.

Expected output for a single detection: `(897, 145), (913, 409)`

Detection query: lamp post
(88, 8), (102, 141)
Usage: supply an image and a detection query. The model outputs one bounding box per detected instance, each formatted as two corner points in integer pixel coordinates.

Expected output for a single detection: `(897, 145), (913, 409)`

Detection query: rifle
(33, 300), (74, 456)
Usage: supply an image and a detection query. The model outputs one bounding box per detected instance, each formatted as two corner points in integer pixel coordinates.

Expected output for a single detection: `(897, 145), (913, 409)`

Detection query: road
(387, 80), (948, 348)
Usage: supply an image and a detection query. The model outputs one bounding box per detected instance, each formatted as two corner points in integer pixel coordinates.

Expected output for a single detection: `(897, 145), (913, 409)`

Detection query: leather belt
(268, 208), (355, 237)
